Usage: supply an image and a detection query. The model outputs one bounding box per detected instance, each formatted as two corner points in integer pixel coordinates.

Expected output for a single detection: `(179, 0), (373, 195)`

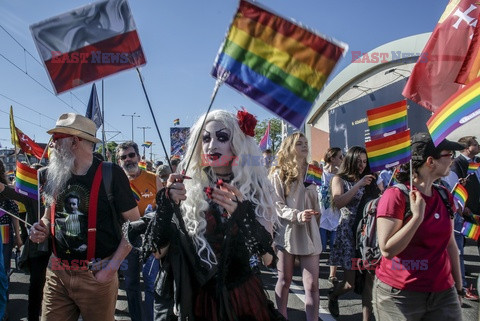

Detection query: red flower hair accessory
(236, 108), (257, 137)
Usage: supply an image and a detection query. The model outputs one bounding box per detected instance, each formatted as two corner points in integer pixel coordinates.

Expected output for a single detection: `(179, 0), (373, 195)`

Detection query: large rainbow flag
(367, 100), (407, 140)
(365, 130), (411, 172)
(14, 161), (38, 200)
(427, 77), (480, 147)
(212, 0), (347, 128)
(452, 183), (468, 209)
(304, 164), (323, 186)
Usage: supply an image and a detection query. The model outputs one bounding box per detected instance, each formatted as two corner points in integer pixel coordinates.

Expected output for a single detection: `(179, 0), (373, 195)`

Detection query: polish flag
(30, 0), (146, 94)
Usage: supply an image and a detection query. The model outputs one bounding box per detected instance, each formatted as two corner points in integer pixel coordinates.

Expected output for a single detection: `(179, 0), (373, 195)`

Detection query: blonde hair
(270, 132), (307, 196)
(177, 109), (277, 268)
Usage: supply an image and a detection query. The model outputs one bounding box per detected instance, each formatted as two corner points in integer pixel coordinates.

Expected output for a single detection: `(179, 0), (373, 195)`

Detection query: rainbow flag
(304, 164), (323, 186)
(367, 100), (408, 140)
(427, 77), (480, 147)
(14, 161), (38, 200)
(462, 221), (480, 241)
(365, 130), (411, 173)
(467, 162), (480, 175)
(138, 161), (147, 171)
(452, 183), (468, 209)
(0, 209), (5, 218)
(130, 183), (141, 202)
(0, 225), (9, 244)
(212, 0), (347, 129)
(142, 141), (152, 148)
(6, 170), (14, 178)
(173, 118), (180, 126)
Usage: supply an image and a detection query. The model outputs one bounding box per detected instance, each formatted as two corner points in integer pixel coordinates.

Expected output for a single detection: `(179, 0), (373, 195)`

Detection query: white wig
(177, 109), (278, 267)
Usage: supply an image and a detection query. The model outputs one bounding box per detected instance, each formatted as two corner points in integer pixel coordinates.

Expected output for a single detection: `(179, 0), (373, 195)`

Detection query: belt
(50, 255), (113, 272)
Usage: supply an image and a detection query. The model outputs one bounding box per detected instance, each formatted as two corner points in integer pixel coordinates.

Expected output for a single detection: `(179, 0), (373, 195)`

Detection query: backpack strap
(432, 184), (454, 219)
(391, 183), (412, 220)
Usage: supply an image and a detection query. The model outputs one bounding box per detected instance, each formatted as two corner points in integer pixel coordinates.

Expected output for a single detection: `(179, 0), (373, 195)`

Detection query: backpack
(355, 183), (453, 273)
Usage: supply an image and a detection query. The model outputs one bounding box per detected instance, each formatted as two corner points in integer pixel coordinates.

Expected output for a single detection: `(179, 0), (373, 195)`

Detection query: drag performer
(130, 109), (284, 321)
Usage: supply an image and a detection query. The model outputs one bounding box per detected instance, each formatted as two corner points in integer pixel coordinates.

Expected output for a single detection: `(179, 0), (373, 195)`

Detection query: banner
(170, 127), (189, 157)
(403, 0), (479, 111)
(30, 0), (146, 94)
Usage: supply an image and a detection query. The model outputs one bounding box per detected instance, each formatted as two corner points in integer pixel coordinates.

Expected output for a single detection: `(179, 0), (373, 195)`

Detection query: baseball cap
(411, 132), (465, 162)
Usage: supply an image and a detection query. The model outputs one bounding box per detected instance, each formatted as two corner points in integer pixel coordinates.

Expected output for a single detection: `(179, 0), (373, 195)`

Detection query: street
(7, 240), (480, 320)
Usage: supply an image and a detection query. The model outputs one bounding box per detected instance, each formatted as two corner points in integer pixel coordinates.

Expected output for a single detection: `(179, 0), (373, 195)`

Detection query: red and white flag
(30, 0), (146, 94)
(402, 0), (479, 112)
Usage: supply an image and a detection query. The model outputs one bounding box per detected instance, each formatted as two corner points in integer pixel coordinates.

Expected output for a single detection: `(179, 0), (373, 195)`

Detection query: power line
(0, 92), (56, 121)
(0, 108), (49, 130)
(0, 23), (125, 139)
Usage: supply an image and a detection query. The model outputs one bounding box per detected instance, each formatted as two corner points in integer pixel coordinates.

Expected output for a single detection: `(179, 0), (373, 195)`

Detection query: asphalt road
(7, 240), (480, 320)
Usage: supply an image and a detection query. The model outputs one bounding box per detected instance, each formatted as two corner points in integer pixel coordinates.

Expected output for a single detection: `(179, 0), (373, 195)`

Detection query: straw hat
(47, 113), (101, 143)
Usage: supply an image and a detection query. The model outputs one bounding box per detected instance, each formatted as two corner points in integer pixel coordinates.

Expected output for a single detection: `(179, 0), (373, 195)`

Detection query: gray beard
(43, 139), (75, 205)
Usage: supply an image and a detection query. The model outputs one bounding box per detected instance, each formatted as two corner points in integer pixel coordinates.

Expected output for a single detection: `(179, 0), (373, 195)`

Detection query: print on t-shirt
(55, 184), (89, 257)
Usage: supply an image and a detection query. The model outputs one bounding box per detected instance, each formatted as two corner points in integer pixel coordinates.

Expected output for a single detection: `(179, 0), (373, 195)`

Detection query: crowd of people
(0, 111), (478, 321)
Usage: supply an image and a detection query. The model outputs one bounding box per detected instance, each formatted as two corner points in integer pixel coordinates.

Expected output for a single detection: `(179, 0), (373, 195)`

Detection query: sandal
(328, 276), (338, 285)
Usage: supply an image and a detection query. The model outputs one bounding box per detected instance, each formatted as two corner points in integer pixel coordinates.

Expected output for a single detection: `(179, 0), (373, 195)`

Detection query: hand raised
(409, 190), (425, 222)
(165, 174), (187, 204)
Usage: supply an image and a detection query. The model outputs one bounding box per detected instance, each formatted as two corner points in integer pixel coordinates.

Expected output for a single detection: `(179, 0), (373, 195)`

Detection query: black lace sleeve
(231, 200), (276, 267)
(141, 188), (175, 261)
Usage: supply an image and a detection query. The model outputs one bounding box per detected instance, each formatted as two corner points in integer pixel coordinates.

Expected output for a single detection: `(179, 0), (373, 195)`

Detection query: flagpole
(0, 207), (32, 228)
(183, 71), (229, 174)
(409, 159), (413, 191)
(102, 80), (106, 160)
(136, 68), (174, 171)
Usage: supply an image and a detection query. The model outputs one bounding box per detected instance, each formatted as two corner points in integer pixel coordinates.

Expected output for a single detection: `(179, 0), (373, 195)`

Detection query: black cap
(411, 132), (465, 162)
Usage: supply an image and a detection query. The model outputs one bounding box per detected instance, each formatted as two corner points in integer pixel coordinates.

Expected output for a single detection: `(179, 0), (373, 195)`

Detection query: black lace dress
(147, 188), (284, 321)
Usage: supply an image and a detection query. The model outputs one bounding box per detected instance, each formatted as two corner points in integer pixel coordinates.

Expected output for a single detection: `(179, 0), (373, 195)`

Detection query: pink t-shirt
(376, 184), (455, 292)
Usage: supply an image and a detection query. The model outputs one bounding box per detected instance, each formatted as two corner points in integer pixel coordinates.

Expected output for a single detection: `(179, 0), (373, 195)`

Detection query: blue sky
(0, 0), (447, 161)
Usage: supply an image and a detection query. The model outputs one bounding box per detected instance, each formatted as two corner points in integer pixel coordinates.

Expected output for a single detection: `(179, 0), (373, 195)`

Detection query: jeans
(124, 249), (144, 321)
(453, 213), (466, 288)
(142, 255), (160, 321)
(0, 242), (7, 319)
(320, 228), (336, 252)
(28, 254), (50, 321)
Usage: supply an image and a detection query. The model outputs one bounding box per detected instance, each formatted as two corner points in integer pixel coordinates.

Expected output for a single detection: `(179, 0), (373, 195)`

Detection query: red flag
(15, 127), (47, 160)
(30, 0), (146, 94)
(403, 0), (479, 112)
(457, 11), (480, 84)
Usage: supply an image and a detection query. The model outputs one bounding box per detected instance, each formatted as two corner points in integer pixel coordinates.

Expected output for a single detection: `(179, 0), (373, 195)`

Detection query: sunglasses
(52, 133), (76, 142)
(439, 152), (454, 159)
(120, 152), (137, 160)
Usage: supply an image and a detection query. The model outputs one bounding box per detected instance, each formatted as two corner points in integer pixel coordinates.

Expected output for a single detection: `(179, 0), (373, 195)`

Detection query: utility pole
(137, 126), (151, 159)
(121, 113), (140, 141)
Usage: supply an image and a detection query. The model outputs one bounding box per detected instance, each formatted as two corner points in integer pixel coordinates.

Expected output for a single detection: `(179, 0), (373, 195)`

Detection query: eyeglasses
(119, 152), (137, 160)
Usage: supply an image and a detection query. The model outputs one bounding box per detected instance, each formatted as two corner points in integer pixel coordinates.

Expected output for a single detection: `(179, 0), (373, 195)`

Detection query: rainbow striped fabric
(462, 221), (480, 241)
(142, 141), (152, 148)
(467, 162), (480, 175)
(304, 164), (323, 186)
(14, 161), (38, 200)
(427, 77), (480, 146)
(0, 225), (9, 244)
(365, 130), (411, 173)
(173, 118), (180, 126)
(212, 0), (346, 128)
(367, 100), (408, 140)
(130, 183), (141, 202)
(138, 161), (147, 171)
(452, 183), (468, 209)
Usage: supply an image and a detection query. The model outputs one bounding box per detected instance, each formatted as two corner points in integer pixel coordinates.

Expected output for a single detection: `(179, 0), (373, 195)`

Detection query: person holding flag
(374, 132), (464, 320)
(269, 132), (321, 321)
(136, 109), (282, 320)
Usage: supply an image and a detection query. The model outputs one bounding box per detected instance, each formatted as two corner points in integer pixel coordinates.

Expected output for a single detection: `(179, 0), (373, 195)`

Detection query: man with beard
(116, 141), (161, 321)
(29, 113), (140, 321)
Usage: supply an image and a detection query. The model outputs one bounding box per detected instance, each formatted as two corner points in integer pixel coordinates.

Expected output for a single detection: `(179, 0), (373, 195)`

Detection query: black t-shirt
(50, 157), (137, 261)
